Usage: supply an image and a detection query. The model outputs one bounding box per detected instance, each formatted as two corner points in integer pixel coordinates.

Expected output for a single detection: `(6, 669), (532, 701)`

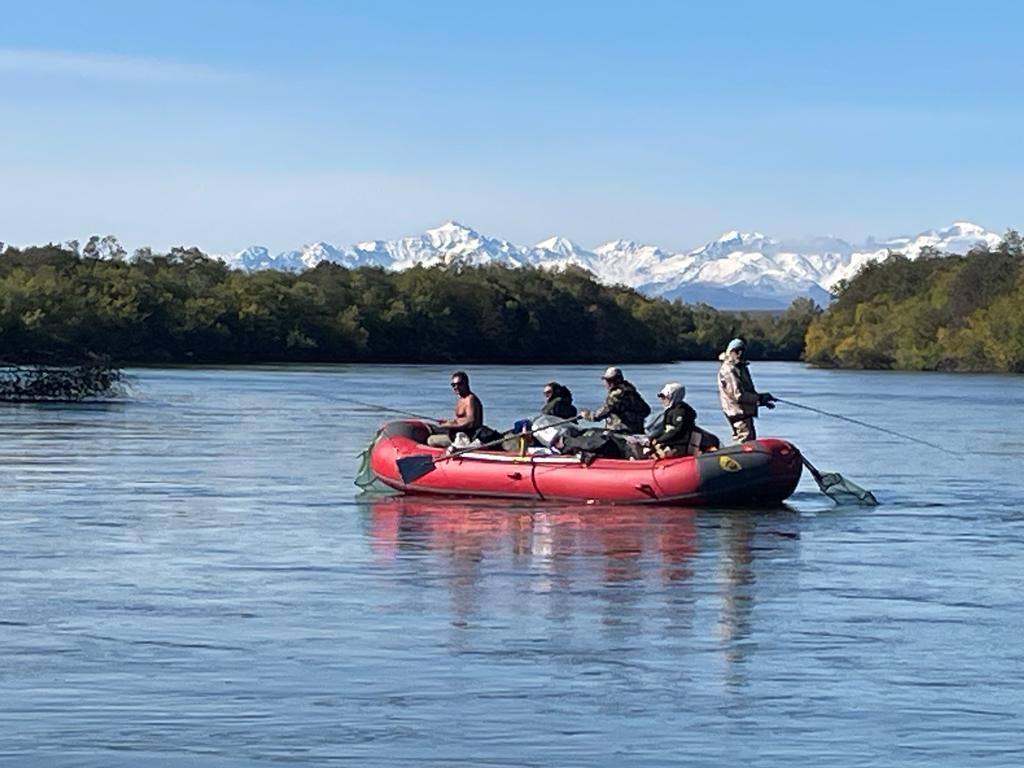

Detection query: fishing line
(307, 392), (438, 421)
(775, 397), (954, 455)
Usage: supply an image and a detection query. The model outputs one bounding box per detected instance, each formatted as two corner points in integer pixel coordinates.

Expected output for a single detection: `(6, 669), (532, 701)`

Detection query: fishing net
(814, 469), (879, 506)
(354, 431), (388, 491)
(802, 457), (878, 506)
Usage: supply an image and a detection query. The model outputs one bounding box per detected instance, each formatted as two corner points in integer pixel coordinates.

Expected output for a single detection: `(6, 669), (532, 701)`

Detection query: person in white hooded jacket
(717, 338), (776, 443)
(646, 382), (721, 457)
(647, 382), (696, 457)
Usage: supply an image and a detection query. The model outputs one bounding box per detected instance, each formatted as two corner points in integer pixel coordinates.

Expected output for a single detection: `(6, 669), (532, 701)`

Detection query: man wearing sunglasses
(428, 370), (484, 448)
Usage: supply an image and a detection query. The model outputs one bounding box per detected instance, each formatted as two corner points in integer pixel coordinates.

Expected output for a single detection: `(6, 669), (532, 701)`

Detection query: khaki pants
(426, 433), (452, 448)
(730, 417), (756, 443)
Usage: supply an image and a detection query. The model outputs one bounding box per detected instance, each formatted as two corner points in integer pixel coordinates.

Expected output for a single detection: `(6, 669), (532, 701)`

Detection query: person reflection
(365, 497), (699, 634)
(713, 513), (782, 690)
(365, 497), (799, 691)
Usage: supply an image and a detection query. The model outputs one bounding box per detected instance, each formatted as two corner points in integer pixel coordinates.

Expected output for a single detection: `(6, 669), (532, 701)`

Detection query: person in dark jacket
(579, 367), (651, 434)
(647, 382), (697, 457)
(540, 381), (578, 419)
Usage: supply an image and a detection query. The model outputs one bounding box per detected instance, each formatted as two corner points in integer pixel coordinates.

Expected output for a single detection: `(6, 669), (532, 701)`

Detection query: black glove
(759, 392), (777, 408)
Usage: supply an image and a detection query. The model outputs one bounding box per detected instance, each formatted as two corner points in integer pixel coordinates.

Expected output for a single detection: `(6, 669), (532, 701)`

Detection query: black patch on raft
(696, 444), (783, 504)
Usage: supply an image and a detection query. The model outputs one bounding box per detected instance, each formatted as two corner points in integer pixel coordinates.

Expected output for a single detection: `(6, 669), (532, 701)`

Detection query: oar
(396, 416), (581, 484)
(775, 397), (955, 455)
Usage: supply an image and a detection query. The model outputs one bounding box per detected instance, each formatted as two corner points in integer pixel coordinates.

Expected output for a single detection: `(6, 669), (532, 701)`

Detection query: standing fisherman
(717, 338), (776, 443)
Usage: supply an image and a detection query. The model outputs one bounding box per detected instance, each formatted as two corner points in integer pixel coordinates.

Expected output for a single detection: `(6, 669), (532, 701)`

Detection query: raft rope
(775, 397), (955, 456)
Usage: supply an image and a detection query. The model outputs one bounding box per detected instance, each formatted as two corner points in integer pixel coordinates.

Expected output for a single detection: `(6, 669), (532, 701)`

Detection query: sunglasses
(450, 381), (463, 388)
(543, 389), (553, 396)
(657, 393), (669, 399)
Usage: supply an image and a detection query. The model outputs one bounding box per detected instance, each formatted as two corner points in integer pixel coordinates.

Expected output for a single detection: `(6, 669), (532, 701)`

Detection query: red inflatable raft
(368, 420), (803, 506)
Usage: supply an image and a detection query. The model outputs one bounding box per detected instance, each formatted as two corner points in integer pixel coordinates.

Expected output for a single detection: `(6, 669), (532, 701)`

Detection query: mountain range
(222, 221), (1004, 309)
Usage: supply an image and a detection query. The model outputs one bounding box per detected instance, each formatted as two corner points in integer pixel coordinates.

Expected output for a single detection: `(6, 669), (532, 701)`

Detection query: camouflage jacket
(593, 380), (651, 433)
(717, 354), (760, 419)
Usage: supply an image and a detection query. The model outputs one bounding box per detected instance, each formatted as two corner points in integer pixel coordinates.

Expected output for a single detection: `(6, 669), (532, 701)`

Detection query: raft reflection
(363, 496), (799, 684)
(366, 495), (699, 581)
(360, 499), (798, 692)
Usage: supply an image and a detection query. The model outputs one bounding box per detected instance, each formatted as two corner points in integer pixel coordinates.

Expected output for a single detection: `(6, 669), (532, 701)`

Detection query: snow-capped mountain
(637, 221), (1003, 307)
(221, 220), (1004, 309)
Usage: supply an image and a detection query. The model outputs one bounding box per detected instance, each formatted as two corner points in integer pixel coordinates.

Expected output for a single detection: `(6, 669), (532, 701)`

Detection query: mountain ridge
(222, 220), (1005, 310)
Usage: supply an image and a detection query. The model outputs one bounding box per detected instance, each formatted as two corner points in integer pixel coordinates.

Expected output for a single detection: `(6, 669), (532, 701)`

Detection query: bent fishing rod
(774, 397), (955, 456)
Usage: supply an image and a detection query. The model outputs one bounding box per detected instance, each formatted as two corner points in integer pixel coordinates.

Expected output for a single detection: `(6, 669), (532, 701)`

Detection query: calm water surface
(1, 363), (1022, 767)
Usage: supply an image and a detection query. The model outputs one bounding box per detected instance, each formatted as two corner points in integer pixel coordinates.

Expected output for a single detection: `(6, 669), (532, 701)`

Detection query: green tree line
(0, 240), (817, 365)
(805, 232), (1024, 372)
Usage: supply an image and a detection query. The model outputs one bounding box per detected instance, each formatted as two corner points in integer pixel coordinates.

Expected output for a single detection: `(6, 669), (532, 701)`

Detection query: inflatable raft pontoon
(368, 420), (803, 506)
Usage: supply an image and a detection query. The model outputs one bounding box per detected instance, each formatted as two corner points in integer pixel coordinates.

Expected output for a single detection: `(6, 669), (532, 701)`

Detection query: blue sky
(2, 0), (1022, 253)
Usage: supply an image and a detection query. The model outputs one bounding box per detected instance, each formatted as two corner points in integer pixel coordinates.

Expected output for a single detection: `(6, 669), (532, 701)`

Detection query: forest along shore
(805, 231), (1023, 372)
(0, 242), (813, 365)
(0, 232), (1020, 372)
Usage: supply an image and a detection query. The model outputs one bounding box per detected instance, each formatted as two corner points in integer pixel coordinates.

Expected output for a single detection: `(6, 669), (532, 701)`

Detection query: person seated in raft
(428, 370), (485, 448)
(643, 381), (714, 458)
(540, 381), (578, 419)
(646, 382), (696, 457)
(558, 367), (651, 462)
(578, 367), (651, 434)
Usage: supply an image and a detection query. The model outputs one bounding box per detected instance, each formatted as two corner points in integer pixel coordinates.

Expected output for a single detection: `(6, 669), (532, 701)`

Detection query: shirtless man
(428, 370), (483, 447)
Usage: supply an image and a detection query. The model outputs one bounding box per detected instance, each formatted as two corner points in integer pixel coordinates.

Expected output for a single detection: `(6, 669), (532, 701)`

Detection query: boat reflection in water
(367, 494), (699, 577)
(362, 495), (800, 686)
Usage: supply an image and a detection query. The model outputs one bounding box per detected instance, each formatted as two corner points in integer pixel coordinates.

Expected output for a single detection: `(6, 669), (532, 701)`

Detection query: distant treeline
(0, 240), (817, 364)
(805, 231), (1024, 373)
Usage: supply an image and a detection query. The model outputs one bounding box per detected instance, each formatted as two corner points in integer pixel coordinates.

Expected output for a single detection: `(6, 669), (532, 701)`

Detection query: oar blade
(396, 454), (437, 484)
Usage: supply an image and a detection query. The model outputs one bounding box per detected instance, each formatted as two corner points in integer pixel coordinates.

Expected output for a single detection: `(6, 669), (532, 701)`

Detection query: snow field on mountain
(224, 221), (1003, 309)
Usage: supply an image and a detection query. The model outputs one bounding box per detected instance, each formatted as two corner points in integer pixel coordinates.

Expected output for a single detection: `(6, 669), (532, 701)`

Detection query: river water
(1, 363), (1022, 767)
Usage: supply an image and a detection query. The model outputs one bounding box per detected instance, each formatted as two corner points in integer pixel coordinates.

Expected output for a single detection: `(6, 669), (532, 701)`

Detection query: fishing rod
(774, 397), (955, 456)
(311, 393), (438, 422)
